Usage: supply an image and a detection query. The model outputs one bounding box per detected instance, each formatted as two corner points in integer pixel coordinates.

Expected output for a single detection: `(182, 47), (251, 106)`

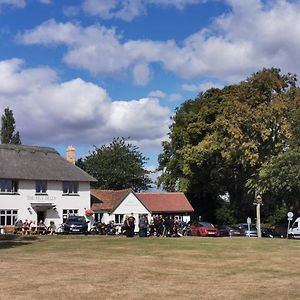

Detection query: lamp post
(254, 194), (263, 238)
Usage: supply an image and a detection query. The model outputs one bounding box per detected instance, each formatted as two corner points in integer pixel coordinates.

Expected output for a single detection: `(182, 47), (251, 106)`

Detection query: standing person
(139, 214), (148, 237)
(127, 213), (135, 237)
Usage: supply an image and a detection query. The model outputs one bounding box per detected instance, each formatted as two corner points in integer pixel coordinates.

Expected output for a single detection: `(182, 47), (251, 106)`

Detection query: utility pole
(254, 194), (263, 238)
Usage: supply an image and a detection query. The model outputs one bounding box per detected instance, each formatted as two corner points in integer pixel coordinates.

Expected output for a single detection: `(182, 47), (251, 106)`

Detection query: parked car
(288, 217), (300, 239)
(190, 221), (219, 237)
(261, 227), (284, 238)
(219, 225), (243, 237)
(236, 223), (257, 237)
(63, 216), (89, 234)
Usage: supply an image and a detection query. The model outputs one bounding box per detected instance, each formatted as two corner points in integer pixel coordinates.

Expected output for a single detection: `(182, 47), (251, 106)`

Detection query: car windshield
(240, 224), (256, 231)
(231, 226), (240, 230)
(66, 217), (86, 224)
(198, 222), (214, 228)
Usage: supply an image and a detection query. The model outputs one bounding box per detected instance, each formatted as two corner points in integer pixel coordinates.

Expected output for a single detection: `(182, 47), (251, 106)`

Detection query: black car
(63, 216), (89, 234)
(219, 225), (243, 237)
(261, 227), (284, 238)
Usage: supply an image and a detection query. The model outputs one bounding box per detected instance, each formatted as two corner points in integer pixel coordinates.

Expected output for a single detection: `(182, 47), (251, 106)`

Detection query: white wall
(0, 180), (91, 228)
(107, 192), (151, 232)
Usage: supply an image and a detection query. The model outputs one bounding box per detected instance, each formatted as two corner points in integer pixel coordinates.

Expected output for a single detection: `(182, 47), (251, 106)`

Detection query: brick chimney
(66, 145), (76, 164)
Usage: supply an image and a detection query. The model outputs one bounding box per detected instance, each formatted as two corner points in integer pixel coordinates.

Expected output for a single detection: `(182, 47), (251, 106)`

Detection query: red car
(191, 221), (219, 237)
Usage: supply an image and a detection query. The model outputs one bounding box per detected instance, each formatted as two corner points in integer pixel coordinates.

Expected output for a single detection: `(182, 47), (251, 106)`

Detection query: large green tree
(77, 137), (152, 191)
(158, 68), (300, 222)
(1, 107), (21, 144)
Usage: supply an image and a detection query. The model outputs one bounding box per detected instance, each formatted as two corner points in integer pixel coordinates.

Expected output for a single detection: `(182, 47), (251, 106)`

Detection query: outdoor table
(37, 226), (47, 235)
(22, 226), (30, 234)
(15, 226), (23, 234)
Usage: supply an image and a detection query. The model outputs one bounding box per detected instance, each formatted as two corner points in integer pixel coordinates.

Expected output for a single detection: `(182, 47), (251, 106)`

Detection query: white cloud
(19, 1), (300, 84)
(181, 81), (224, 92)
(0, 0), (25, 7)
(148, 90), (182, 102)
(82, 0), (204, 21)
(133, 63), (151, 86)
(148, 90), (167, 98)
(38, 0), (51, 4)
(169, 93), (182, 102)
(0, 59), (171, 151)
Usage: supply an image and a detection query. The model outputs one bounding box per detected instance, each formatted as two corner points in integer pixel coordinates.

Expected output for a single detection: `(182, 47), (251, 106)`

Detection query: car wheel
(288, 234), (294, 239)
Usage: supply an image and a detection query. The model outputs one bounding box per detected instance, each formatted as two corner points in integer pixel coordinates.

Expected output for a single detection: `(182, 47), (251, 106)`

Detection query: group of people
(121, 214), (189, 238)
(14, 219), (55, 235)
(149, 215), (187, 237)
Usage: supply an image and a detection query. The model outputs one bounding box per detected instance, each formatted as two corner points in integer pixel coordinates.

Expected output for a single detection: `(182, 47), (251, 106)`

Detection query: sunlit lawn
(0, 235), (299, 300)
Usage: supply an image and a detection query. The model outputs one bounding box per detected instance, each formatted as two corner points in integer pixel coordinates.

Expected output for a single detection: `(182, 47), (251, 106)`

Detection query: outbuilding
(91, 189), (194, 231)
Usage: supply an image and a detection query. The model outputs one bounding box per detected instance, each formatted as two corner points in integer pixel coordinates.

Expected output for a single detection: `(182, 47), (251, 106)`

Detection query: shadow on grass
(0, 234), (39, 249)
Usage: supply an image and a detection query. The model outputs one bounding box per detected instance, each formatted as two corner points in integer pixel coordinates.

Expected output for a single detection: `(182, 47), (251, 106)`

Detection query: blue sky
(0, 0), (299, 175)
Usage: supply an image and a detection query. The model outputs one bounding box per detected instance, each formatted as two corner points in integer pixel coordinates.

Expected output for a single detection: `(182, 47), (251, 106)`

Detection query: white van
(288, 217), (300, 239)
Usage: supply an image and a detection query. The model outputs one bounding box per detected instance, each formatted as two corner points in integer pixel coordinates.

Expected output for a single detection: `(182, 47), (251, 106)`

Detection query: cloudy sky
(0, 0), (299, 169)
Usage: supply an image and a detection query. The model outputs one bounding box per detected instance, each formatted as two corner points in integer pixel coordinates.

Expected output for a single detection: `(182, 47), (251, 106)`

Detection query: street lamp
(253, 193), (263, 238)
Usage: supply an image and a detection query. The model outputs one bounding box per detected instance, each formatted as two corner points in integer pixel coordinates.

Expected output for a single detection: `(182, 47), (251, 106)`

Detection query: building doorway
(37, 211), (45, 223)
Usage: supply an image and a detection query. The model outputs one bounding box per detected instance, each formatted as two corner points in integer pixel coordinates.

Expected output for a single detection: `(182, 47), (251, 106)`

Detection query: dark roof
(0, 144), (96, 182)
(137, 192), (194, 213)
(91, 189), (194, 213)
(91, 189), (131, 212)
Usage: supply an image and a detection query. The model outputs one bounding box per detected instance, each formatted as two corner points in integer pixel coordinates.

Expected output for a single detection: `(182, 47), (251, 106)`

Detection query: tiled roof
(91, 189), (131, 212)
(137, 192), (194, 213)
(0, 144), (96, 182)
(91, 188), (194, 213)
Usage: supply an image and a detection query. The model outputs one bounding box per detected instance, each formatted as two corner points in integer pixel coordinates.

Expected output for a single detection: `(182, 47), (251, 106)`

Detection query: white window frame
(0, 179), (18, 194)
(62, 209), (78, 223)
(35, 180), (47, 194)
(94, 213), (103, 223)
(62, 181), (79, 195)
(0, 209), (18, 226)
(114, 214), (124, 225)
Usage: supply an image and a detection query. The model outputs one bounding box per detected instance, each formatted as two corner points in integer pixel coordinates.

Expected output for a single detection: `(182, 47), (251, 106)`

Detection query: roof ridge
(0, 144), (58, 154)
(138, 192), (183, 194)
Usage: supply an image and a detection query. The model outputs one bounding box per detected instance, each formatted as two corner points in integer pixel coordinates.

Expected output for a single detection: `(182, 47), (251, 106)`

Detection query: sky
(0, 0), (300, 176)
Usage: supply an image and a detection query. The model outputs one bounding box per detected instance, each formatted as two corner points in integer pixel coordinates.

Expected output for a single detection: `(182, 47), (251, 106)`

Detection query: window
(94, 213), (103, 223)
(0, 179), (18, 193)
(0, 210), (18, 225)
(62, 209), (78, 223)
(114, 214), (124, 225)
(292, 222), (298, 229)
(62, 181), (79, 194)
(35, 180), (47, 194)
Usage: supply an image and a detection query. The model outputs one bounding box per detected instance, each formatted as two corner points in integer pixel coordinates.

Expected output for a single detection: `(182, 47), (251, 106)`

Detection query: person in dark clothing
(127, 213), (135, 237)
(155, 215), (164, 237)
(139, 214), (148, 237)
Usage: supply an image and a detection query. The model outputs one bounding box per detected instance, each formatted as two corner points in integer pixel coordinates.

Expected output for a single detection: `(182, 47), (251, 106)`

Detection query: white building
(0, 144), (95, 228)
(91, 189), (194, 232)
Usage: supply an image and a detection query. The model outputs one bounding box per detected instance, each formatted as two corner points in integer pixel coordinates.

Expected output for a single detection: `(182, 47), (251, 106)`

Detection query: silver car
(236, 223), (258, 237)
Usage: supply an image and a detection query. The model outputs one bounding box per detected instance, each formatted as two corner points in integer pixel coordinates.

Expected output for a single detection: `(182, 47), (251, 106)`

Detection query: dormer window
(35, 180), (47, 194)
(0, 179), (18, 194)
(62, 181), (79, 195)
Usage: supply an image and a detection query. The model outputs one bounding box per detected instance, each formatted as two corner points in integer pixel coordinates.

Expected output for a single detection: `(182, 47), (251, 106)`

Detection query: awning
(30, 202), (56, 209)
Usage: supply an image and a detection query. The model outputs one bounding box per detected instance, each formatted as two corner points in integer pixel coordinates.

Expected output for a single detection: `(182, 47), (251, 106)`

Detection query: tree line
(3, 67), (300, 225)
(157, 68), (300, 224)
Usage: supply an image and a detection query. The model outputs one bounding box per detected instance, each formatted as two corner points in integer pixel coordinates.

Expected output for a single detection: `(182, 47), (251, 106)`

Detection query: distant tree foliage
(158, 68), (300, 222)
(77, 137), (152, 191)
(1, 107), (21, 144)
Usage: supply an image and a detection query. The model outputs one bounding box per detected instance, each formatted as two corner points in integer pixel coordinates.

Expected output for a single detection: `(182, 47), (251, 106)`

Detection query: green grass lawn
(0, 235), (300, 300)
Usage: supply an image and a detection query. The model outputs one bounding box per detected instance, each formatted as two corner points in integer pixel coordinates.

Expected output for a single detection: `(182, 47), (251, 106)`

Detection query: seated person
(22, 219), (30, 234)
(29, 220), (37, 234)
(47, 221), (56, 235)
(14, 219), (23, 234)
(37, 220), (47, 235)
